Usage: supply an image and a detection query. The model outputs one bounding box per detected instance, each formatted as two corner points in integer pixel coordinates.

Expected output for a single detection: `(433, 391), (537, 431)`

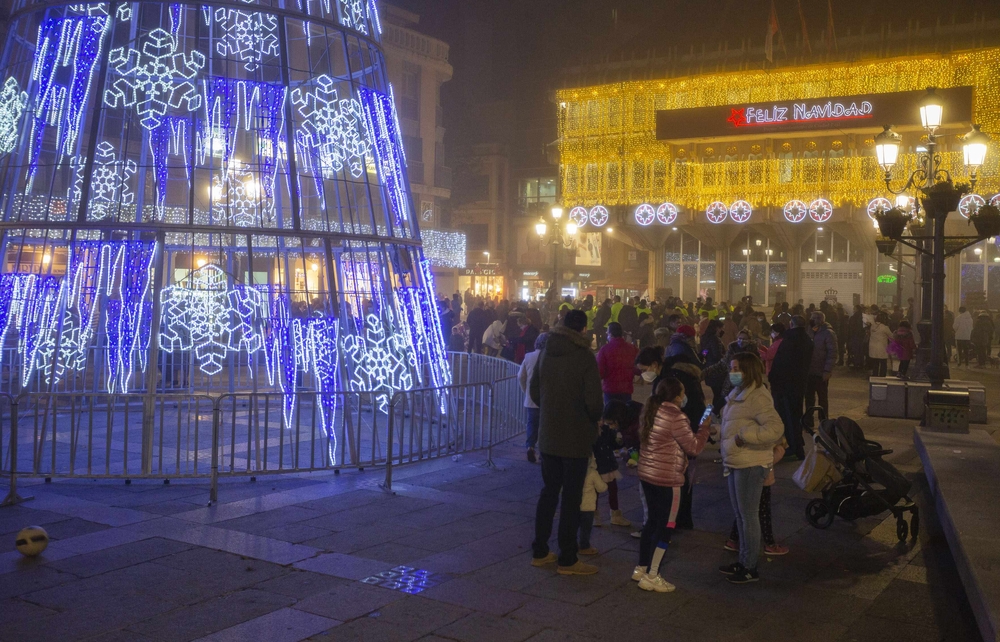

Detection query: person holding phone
(718, 353), (784, 584)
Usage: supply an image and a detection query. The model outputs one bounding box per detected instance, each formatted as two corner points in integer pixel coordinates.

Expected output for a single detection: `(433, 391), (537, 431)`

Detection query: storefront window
(959, 239), (1000, 309)
(663, 231), (714, 301)
(729, 231), (786, 305)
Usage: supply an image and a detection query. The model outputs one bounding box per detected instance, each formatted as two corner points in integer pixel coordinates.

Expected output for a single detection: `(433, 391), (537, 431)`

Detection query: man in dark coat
(529, 310), (602, 575)
(466, 301), (489, 354)
(617, 298), (639, 340)
(768, 315), (814, 459)
(593, 299), (612, 348)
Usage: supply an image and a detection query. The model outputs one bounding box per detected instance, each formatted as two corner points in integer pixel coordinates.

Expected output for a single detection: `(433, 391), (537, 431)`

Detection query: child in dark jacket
(889, 320), (917, 378)
(594, 401), (631, 527)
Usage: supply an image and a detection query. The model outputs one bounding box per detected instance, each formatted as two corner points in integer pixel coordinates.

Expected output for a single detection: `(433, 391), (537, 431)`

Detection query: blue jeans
(727, 465), (769, 571)
(525, 407), (540, 449)
(603, 392), (632, 405)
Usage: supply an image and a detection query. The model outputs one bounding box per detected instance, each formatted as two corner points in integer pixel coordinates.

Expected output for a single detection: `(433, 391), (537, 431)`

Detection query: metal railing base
(1, 490), (33, 507)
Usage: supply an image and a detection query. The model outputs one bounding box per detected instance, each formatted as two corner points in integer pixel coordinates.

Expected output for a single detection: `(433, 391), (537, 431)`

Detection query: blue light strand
(147, 117), (188, 216)
(105, 242), (154, 394)
(27, 15), (108, 187)
(359, 85), (410, 227)
(306, 317), (340, 465)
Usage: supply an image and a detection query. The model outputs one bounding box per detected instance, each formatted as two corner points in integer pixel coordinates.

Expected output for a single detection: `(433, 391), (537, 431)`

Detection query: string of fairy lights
(556, 49), (1000, 210)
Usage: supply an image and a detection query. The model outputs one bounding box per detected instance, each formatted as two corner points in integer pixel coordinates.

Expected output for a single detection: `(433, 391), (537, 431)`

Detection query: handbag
(792, 437), (842, 492)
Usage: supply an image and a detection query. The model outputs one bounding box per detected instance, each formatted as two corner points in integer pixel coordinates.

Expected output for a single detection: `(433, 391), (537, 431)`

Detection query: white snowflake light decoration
(0, 77), (27, 155)
(292, 74), (372, 179)
(211, 163), (274, 227)
(104, 28), (205, 130)
(338, 0), (369, 34)
(69, 142), (137, 220)
(214, 7), (279, 72)
(159, 264), (265, 376)
(341, 314), (414, 413)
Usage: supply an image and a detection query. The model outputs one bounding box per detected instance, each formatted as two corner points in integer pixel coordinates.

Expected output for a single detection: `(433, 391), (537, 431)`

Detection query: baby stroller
(801, 407), (918, 541)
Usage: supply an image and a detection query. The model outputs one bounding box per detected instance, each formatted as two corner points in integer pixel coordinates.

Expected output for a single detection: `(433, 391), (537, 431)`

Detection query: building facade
(380, 5), (462, 295)
(556, 48), (1000, 309)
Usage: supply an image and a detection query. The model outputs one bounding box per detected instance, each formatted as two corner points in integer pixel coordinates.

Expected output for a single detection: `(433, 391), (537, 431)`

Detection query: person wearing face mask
(703, 329), (759, 417)
(718, 353), (784, 584)
(632, 377), (712, 593)
(761, 323), (785, 374)
(806, 311), (838, 421)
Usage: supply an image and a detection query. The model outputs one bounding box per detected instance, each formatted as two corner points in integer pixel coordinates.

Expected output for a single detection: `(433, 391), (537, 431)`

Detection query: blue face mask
(680, 395), (688, 408)
(729, 372), (744, 387)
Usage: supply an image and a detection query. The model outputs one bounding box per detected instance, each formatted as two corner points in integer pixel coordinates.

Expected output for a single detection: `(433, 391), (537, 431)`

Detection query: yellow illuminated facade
(556, 49), (1000, 209)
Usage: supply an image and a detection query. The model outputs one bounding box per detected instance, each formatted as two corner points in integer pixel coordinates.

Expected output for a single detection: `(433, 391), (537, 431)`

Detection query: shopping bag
(792, 439), (842, 492)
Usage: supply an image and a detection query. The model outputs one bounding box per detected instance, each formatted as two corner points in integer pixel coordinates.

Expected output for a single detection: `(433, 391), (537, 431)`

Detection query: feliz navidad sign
(656, 87), (973, 141)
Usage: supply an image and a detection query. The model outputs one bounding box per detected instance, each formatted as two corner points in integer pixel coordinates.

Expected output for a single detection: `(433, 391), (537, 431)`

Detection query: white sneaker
(638, 574), (676, 593)
(631, 565), (647, 582)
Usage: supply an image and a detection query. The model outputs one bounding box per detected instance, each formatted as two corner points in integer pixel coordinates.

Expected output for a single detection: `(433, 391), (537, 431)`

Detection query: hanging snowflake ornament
(656, 202), (678, 225)
(867, 197), (893, 220)
(211, 163), (274, 227)
(958, 194), (985, 219)
(293, 75), (371, 179)
(0, 77), (27, 155)
(159, 264), (263, 376)
(634, 203), (655, 226)
(569, 206), (590, 227)
(69, 142), (137, 220)
(104, 28), (205, 130)
(214, 7), (279, 72)
(808, 198), (833, 223)
(341, 313), (415, 413)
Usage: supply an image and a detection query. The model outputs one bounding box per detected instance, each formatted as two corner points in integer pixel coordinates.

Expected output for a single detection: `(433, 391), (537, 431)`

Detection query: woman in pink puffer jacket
(633, 377), (712, 593)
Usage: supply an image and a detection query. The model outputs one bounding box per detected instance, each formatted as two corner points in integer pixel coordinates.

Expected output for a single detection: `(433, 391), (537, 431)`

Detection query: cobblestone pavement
(0, 365), (994, 642)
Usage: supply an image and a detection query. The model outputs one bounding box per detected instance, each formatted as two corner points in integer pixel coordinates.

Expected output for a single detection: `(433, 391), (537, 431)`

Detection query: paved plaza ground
(1, 364), (997, 642)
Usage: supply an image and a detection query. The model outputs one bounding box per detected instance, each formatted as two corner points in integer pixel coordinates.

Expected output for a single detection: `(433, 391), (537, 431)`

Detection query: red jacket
(638, 402), (711, 487)
(596, 337), (638, 395)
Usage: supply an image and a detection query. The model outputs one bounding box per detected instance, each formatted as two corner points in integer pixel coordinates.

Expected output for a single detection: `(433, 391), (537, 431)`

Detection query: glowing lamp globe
(874, 125), (902, 172)
(16, 526), (49, 557)
(918, 87), (944, 131)
(963, 124), (990, 169)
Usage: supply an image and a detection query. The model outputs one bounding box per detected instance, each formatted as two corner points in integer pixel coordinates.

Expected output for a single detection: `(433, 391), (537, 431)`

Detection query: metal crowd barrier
(0, 353), (528, 505)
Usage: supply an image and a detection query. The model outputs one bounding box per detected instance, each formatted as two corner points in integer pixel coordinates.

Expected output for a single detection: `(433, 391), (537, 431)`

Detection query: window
(663, 232), (717, 301)
(519, 178), (556, 205)
(460, 223), (489, 250)
(730, 231), (786, 305)
(402, 136), (423, 162)
(399, 61), (420, 120)
(456, 174), (489, 202)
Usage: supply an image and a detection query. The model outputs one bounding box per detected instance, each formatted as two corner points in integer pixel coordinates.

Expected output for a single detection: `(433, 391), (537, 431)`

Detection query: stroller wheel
(910, 510), (920, 540)
(806, 499), (835, 529)
(896, 519), (909, 542)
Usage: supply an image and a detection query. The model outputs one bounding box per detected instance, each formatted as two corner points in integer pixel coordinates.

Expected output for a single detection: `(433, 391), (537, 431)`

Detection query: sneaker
(557, 561), (598, 576)
(526, 448), (536, 463)
(764, 544), (789, 556)
(578, 547), (598, 556)
(723, 539), (738, 552)
(638, 574), (676, 593)
(719, 562), (743, 576)
(530, 552), (557, 567)
(630, 531), (642, 539)
(610, 510), (632, 527)
(626, 458), (638, 468)
(631, 565), (647, 582)
(726, 567), (760, 584)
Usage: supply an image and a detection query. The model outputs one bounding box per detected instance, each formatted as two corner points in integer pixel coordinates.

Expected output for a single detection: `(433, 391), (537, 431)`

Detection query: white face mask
(641, 370), (657, 383)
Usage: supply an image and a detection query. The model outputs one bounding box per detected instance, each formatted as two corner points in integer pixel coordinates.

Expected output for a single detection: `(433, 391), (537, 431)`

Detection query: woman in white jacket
(718, 352), (784, 584)
(868, 314), (894, 377)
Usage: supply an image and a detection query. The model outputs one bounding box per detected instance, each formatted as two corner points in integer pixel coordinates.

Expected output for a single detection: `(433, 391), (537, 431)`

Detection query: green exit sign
(877, 274), (897, 283)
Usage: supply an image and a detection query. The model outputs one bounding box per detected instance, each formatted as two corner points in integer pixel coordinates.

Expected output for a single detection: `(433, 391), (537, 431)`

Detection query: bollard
(209, 404), (221, 505)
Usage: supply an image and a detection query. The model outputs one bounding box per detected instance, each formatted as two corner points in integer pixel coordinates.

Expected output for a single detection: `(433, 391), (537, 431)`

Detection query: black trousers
(957, 340), (972, 366)
(870, 358), (888, 377)
(805, 374), (829, 419)
(775, 390), (805, 457)
(533, 454), (588, 567)
(639, 481), (680, 571)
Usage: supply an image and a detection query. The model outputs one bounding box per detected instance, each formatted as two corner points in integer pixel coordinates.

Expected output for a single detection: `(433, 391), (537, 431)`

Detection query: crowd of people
(433, 287), (1000, 593)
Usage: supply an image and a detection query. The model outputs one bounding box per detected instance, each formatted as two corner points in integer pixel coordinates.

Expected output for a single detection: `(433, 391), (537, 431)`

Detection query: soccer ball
(15, 526), (49, 557)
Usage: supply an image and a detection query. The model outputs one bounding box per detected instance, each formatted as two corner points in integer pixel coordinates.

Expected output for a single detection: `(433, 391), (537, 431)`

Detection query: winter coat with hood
(653, 356), (706, 433)
(971, 313), (995, 347)
(529, 324), (603, 459)
(889, 327), (917, 360)
(580, 457), (608, 512)
(720, 383), (784, 469)
(700, 331), (726, 367)
(808, 322), (838, 376)
(596, 336), (638, 395)
(954, 311), (974, 341)
(638, 402), (710, 487)
(868, 322), (893, 360)
(665, 332), (702, 365)
(768, 326), (812, 396)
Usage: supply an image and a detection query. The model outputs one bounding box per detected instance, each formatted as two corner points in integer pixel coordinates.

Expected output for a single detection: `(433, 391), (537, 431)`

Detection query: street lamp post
(536, 206), (577, 296)
(872, 87), (993, 389)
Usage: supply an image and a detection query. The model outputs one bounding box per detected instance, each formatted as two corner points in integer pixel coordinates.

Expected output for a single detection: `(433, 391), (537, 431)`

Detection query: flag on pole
(797, 0), (812, 54)
(765, 0), (780, 63)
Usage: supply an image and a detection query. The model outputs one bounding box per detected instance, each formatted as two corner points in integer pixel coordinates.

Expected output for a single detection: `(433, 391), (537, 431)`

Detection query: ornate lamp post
(872, 87), (995, 388)
(536, 205), (578, 296)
